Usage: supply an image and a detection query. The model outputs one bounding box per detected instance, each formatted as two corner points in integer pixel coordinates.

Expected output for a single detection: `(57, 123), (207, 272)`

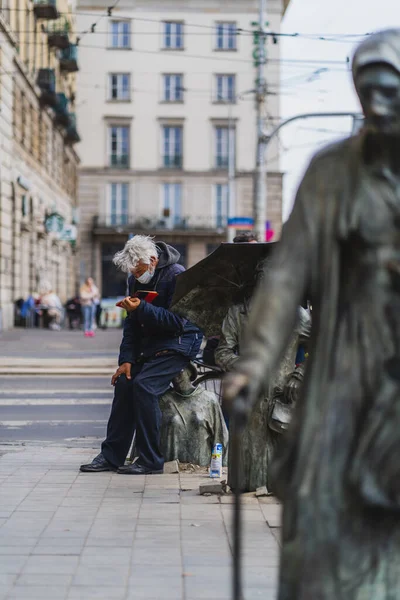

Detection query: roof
(283, 0), (291, 15)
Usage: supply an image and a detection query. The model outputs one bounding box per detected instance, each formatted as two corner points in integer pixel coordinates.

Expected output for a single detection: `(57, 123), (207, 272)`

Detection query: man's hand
(111, 362), (132, 386)
(116, 297), (141, 312)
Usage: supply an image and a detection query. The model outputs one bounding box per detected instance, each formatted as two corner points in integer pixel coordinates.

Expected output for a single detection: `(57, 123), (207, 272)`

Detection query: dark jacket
(118, 242), (202, 365)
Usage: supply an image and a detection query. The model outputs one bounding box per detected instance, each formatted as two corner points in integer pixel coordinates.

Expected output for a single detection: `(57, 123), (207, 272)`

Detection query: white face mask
(136, 268), (154, 284)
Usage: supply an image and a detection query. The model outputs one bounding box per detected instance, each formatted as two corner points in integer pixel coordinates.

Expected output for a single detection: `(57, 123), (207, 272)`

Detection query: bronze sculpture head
(353, 29), (400, 135)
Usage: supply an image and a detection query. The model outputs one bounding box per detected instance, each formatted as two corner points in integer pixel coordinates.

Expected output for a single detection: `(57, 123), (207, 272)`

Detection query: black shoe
(80, 453), (116, 473)
(117, 462), (163, 475)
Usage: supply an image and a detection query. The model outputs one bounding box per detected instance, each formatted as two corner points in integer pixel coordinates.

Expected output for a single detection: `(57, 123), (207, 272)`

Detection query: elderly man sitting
(80, 236), (202, 475)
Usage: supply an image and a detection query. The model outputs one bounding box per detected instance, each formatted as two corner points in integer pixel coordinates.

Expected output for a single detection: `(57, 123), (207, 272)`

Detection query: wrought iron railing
(93, 215), (227, 232)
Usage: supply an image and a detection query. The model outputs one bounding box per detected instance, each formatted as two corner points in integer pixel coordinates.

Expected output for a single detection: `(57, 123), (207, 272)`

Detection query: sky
(280, 0), (400, 219)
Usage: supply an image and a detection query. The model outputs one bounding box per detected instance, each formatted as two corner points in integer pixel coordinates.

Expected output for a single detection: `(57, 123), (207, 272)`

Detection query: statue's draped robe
(215, 303), (305, 491)
(159, 387), (228, 467)
(237, 132), (400, 599)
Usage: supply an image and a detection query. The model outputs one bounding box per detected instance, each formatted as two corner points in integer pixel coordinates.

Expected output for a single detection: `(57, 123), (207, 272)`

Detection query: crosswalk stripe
(0, 420), (107, 426)
(0, 398), (111, 406)
(0, 389), (111, 396)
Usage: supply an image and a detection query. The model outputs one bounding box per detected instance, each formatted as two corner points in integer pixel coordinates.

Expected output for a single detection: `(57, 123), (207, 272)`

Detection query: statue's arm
(215, 308), (241, 371)
(233, 162), (320, 400)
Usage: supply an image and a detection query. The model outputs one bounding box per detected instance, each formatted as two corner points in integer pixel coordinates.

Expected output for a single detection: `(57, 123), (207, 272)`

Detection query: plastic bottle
(210, 443), (223, 478)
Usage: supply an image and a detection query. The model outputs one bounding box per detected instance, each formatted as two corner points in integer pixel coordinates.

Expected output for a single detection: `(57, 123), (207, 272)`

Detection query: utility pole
(253, 0), (268, 242)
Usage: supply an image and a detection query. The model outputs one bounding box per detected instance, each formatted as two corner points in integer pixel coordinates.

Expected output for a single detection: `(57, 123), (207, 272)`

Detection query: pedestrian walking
(79, 278), (99, 337)
(80, 235), (202, 475)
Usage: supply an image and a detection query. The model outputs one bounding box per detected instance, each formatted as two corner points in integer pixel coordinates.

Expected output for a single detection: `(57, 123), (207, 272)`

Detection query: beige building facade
(0, 0), (80, 330)
(77, 0), (288, 297)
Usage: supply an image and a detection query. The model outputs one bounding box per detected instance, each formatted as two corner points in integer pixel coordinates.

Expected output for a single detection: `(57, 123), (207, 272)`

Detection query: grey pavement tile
(22, 555), (79, 574)
(183, 556), (232, 569)
(73, 565), (129, 587)
(131, 551), (182, 567)
(0, 574), (17, 586)
(14, 504), (60, 513)
(126, 582), (183, 599)
(135, 518), (180, 527)
(80, 547), (131, 566)
(181, 505), (223, 521)
(0, 546), (35, 556)
(7, 585), (69, 599)
(85, 536), (134, 548)
(259, 504), (282, 528)
(141, 496), (180, 504)
(130, 566), (182, 579)
(17, 573), (73, 586)
(181, 495), (220, 505)
(0, 537), (37, 547)
(184, 580), (231, 600)
(0, 586), (11, 600)
(0, 512), (13, 519)
(0, 556), (28, 573)
(271, 528), (282, 547)
(67, 586), (127, 600)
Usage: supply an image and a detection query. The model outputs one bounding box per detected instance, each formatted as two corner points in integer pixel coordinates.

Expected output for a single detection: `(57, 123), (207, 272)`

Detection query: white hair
(113, 235), (158, 273)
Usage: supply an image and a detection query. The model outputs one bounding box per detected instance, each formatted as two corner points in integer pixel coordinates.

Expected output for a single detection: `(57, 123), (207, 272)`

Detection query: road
(0, 376), (113, 445)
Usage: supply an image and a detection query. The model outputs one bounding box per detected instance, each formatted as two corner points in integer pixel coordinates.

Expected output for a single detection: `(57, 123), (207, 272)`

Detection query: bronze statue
(225, 29), (400, 600)
(216, 302), (310, 491)
(159, 365), (228, 467)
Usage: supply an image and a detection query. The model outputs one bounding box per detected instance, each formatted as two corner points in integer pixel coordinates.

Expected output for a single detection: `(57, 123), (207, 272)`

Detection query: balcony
(33, 0), (59, 20)
(60, 44), (79, 73)
(65, 113), (80, 145)
(36, 68), (57, 107)
(93, 215), (228, 235)
(163, 155), (182, 169)
(47, 17), (70, 49)
(53, 93), (69, 127)
(109, 154), (130, 169)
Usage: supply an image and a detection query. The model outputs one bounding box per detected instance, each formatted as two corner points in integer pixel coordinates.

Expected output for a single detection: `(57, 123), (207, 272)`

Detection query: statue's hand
(222, 371), (251, 426)
(283, 368), (304, 404)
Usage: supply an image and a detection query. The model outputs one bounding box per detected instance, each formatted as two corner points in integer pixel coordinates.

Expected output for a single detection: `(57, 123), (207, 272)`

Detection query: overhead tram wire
(1, 7), (372, 41)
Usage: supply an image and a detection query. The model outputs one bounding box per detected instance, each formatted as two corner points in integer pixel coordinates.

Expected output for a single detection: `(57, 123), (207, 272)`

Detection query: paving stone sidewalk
(0, 445), (281, 600)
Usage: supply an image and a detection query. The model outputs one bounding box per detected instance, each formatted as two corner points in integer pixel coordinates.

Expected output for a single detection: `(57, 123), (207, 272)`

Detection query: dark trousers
(101, 352), (192, 470)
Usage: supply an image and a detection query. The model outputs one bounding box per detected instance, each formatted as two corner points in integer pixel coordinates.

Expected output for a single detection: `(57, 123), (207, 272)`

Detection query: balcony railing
(60, 44), (79, 73)
(33, 0), (59, 20)
(93, 215), (227, 233)
(65, 113), (80, 145)
(37, 68), (57, 107)
(53, 93), (70, 127)
(163, 155), (182, 168)
(47, 17), (71, 49)
(109, 154), (130, 169)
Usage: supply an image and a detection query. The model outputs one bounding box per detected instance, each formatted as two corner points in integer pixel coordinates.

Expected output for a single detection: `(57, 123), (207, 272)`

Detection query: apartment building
(0, 0), (80, 329)
(77, 0), (288, 297)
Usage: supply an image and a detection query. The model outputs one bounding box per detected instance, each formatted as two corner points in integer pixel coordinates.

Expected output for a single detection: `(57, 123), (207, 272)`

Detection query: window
(162, 126), (183, 168)
(162, 183), (182, 227)
(215, 126), (234, 168)
(163, 74), (183, 102)
(163, 21), (184, 49)
(107, 183), (129, 226)
(215, 184), (228, 228)
(216, 22), (237, 50)
(215, 74), (236, 103)
(109, 21), (131, 49)
(109, 74), (131, 101)
(108, 126), (130, 168)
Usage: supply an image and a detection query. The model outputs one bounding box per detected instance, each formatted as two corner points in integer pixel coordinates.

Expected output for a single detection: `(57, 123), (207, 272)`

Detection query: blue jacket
(118, 242), (202, 365)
